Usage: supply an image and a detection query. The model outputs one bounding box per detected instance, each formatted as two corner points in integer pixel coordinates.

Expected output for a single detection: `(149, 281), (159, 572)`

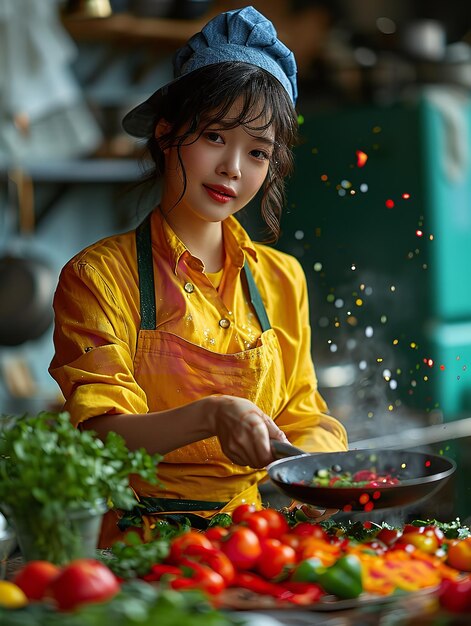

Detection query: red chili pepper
(171, 558), (226, 595)
(281, 581), (323, 605)
(140, 564), (182, 582)
(179, 543), (235, 585)
(232, 571), (294, 601)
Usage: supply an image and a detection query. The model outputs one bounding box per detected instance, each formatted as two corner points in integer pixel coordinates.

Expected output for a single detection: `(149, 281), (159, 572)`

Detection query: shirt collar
(150, 209), (258, 273)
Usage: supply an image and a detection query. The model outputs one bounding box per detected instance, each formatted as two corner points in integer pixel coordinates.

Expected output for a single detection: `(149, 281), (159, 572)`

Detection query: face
(159, 99), (275, 228)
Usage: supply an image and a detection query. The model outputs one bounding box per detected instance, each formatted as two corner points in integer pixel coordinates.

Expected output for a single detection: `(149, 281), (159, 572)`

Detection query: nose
(216, 151), (241, 180)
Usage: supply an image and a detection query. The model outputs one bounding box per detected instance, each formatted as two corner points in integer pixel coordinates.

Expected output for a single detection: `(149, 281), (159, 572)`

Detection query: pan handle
(270, 440), (307, 460)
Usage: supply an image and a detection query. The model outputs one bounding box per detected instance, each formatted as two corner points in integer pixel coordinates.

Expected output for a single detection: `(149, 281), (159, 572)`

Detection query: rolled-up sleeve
(49, 258), (148, 427)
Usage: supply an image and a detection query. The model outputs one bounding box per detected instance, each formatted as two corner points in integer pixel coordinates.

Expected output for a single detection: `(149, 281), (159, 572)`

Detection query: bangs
(167, 62), (297, 148)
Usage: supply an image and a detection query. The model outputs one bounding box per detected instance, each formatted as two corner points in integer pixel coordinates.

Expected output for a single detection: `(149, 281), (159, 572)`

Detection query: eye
(205, 131), (223, 143)
(250, 148), (271, 161)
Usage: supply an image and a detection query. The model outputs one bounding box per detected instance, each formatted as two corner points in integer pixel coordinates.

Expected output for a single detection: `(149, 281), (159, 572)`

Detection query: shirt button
(219, 318), (231, 329)
(184, 282), (194, 293)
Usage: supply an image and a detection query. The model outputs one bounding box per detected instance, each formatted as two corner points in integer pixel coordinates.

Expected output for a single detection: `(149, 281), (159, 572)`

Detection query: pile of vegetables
(2, 507), (471, 622)
(113, 506), (471, 612)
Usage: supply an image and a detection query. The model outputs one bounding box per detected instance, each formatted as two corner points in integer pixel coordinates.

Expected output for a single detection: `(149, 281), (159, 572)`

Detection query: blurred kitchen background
(0, 0), (470, 521)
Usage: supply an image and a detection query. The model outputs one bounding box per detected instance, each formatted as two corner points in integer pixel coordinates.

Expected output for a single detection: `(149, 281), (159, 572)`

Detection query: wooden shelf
(61, 9), (220, 47)
(0, 159), (145, 183)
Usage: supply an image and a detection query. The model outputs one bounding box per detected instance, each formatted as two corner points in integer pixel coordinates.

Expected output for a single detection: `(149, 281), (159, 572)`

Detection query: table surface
(5, 551), (470, 626)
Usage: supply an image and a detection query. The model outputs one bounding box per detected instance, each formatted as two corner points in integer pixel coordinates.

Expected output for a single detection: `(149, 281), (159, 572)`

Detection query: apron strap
(136, 212), (156, 330)
(243, 259), (271, 332)
(135, 213), (271, 332)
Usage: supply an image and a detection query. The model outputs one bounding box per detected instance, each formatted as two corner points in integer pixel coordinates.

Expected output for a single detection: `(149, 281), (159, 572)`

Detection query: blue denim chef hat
(122, 6), (297, 138)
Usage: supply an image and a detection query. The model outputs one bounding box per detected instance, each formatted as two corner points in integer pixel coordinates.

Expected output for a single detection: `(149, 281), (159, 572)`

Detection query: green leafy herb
(0, 411), (162, 563)
(207, 513), (232, 528)
(101, 532), (170, 579)
(409, 518), (471, 539)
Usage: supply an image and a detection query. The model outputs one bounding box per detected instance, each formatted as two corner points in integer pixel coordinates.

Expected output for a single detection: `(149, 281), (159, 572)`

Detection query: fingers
(263, 414), (290, 443)
(218, 405), (272, 468)
(299, 504), (339, 522)
(211, 396), (289, 469)
(288, 501), (339, 522)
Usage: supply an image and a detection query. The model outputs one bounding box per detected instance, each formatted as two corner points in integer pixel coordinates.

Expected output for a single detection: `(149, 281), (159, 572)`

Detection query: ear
(154, 118), (172, 143)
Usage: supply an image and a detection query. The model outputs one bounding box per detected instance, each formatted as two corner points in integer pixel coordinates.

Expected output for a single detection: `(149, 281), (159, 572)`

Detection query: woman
(49, 6), (348, 547)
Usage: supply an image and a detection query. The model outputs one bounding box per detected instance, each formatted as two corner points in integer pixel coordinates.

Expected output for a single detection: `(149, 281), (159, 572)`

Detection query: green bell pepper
(318, 555), (363, 600)
(290, 557), (324, 583)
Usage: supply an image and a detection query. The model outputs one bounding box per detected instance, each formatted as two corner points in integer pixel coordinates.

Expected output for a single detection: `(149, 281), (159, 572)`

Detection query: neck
(161, 207), (225, 272)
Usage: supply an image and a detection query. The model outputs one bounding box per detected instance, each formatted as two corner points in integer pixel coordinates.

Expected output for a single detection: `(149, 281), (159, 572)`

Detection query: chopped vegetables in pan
(307, 466), (401, 488)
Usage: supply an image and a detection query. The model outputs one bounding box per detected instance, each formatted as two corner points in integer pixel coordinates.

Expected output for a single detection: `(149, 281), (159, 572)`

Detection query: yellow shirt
(49, 209), (347, 453)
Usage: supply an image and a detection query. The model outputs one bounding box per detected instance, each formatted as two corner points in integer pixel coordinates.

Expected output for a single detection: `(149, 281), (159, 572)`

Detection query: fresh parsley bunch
(0, 411), (161, 563)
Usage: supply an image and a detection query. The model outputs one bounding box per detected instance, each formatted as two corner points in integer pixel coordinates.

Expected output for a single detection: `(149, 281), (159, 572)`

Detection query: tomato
(447, 538), (471, 572)
(255, 509), (289, 539)
(280, 533), (302, 552)
(352, 470), (377, 482)
(291, 522), (328, 541)
(243, 511), (270, 539)
(204, 526), (229, 546)
(256, 538), (297, 580)
(376, 528), (402, 546)
(402, 524), (424, 535)
(231, 503), (257, 524)
(168, 530), (213, 563)
(403, 532), (439, 554)
(220, 527), (262, 570)
(13, 560), (61, 601)
(49, 559), (119, 611)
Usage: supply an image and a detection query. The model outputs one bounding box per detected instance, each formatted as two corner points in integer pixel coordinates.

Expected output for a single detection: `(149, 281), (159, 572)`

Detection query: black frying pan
(267, 442), (456, 511)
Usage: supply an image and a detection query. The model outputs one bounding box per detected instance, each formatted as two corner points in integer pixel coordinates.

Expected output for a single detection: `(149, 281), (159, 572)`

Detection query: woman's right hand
(205, 395), (289, 469)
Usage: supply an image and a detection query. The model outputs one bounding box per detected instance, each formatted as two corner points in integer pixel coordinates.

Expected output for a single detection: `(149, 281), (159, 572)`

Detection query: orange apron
(99, 214), (287, 546)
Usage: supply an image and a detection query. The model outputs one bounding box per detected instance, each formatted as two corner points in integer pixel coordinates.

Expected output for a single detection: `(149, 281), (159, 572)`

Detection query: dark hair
(143, 62), (299, 242)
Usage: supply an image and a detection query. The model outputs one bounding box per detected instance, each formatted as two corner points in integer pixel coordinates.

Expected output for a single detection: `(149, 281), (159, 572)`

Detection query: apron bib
(99, 213), (287, 545)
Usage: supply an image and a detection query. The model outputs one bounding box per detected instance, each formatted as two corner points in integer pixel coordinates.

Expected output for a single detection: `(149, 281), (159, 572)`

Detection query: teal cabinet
(278, 91), (471, 417)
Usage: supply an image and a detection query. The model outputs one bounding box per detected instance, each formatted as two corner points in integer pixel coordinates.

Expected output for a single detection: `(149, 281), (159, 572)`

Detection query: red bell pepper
(439, 576), (471, 613)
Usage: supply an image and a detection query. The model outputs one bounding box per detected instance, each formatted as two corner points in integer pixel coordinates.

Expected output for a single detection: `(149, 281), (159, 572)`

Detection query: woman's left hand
(288, 500), (338, 522)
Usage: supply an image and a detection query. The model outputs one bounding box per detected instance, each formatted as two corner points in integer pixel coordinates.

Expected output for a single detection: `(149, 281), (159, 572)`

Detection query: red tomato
(402, 524), (424, 535)
(204, 526), (229, 546)
(292, 522), (328, 541)
(49, 559), (119, 611)
(168, 530), (213, 563)
(220, 527), (262, 570)
(376, 528), (402, 546)
(256, 539), (296, 580)
(447, 538), (471, 572)
(255, 509), (289, 539)
(280, 533), (302, 552)
(13, 560), (61, 601)
(243, 512), (270, 539)
(231, 503), (257, 524)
